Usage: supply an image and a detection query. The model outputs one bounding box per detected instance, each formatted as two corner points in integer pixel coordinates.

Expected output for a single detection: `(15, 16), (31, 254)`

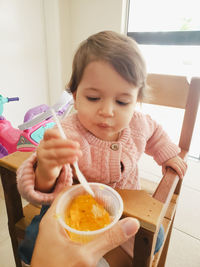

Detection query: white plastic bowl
(56, 183), (123, 243)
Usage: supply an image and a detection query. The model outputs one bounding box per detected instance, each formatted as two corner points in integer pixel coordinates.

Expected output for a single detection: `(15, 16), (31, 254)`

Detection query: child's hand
(162, 156), (187, 179)
(35, 128), (82, 192)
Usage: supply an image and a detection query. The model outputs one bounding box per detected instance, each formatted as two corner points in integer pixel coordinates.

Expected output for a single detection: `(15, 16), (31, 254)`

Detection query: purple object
(23, 104), (49, 122)
(57, 102), (71, 116)
(7, 97), (19, 102)
(0, 144), (8, 158)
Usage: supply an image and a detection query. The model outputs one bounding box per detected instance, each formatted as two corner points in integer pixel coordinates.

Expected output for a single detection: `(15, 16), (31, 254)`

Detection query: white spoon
(51, 108), (95, 197)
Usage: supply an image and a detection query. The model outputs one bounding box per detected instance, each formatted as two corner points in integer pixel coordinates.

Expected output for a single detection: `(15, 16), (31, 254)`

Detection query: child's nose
(98, 101), (114, 117)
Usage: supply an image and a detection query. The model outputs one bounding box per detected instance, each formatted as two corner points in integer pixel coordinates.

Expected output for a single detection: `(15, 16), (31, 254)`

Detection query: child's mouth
(97, 123), (111, 129)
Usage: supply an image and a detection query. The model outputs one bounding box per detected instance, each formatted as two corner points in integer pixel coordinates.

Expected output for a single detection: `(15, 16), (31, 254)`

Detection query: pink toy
(0, 93), (73, 158)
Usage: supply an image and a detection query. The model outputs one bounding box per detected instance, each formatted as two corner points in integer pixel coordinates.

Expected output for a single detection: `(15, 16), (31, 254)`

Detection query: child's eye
(86, 96), (100, 101)
(116, 100), (129, 106)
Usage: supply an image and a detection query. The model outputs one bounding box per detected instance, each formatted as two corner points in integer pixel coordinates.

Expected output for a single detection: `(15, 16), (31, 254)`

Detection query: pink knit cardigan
(17, 112), (180, 205)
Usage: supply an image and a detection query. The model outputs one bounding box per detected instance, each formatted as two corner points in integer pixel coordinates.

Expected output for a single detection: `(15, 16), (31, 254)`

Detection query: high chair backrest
(0, 73), (200, 267)
(105, 73), (200, 267)
(145, 74), (200, 152)
(145, 74), (200, 201)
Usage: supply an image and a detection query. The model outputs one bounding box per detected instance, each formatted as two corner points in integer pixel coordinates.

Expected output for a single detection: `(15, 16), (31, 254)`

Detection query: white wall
(69, 0), (128, 50)
(0, 0), (128, 126)
(0, 0), (49, 127)
(47, 0), (129, 102)
(43, 0), (72, 105)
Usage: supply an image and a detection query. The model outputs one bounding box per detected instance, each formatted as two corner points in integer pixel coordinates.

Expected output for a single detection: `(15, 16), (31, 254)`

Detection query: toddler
(17, 31), (187, 265)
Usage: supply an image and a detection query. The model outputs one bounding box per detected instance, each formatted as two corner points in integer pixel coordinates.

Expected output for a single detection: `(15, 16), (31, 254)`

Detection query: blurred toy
(0, 92), (73, 158)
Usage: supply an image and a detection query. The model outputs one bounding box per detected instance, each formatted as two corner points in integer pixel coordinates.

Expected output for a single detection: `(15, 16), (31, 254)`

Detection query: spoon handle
(51, 108), (95, 197)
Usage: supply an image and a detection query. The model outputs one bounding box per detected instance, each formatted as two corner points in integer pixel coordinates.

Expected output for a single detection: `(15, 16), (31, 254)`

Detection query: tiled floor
(0, 189), (15, 267)
(139, 154), (200, 267)
(0, 156), (200, 267)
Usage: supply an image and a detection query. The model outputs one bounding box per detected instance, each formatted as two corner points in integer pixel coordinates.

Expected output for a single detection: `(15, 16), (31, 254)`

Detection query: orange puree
(65, 194), (111, 231)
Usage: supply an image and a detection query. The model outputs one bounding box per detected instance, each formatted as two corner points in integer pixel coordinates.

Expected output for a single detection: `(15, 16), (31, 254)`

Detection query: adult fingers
(85, 217), (140, 258)
(48, 186), (72, 213)
(40, 186), (73, 237)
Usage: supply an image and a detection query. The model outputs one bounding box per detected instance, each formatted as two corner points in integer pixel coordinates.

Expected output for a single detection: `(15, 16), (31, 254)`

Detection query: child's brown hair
(67, 31), (147, 100)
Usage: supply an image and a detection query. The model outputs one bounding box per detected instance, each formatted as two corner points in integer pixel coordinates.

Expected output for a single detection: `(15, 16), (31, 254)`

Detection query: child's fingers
(175, 166), (183, 179)
(176, 159), (187, 178)
(180, 161), (187, 175)
(162, 166), (166, 176)
(43, 128), (80, 147)
(163, 156), (187, 179)
(171, 161), (187, 179)
(39, 146), (82, 165)
(43, 128), (61, 140)
(41, 138), (80, 151)
(49, 151), (82, 165)
(43, 131), (80, 148)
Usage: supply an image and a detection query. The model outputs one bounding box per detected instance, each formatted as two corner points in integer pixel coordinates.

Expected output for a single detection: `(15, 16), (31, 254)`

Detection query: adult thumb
(86, 217), (140, 258)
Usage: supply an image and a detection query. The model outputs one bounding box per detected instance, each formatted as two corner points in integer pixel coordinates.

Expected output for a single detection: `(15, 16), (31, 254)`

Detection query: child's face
(73, 61), (139, 141)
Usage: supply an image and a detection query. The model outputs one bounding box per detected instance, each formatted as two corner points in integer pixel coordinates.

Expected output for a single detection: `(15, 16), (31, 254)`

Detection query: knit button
(110, 143), (119, 151)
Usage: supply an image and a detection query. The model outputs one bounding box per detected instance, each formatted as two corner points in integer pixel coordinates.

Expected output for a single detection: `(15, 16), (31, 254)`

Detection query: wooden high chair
(0, 74), (200, 267)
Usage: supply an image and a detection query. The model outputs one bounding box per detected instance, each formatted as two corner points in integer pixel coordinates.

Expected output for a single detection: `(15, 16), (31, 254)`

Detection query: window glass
(128, 0), (200, 32)
(128, 0), (200, 158)
(128, 0), (200, 77)
(139, 45), (200, 77)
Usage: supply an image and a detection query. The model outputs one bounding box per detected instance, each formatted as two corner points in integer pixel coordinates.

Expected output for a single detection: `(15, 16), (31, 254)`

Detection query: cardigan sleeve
(17, 153), (73, 205)
(144, 115), (180, 165)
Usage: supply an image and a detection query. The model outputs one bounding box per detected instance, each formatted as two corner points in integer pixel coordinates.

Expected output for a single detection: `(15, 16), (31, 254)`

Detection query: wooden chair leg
(133, 228), (156, 267)
(0, 167), (24, 267)
(157, 216), (174, 267)
(105, 246), (133, 267)
(8, 225), (22, 267)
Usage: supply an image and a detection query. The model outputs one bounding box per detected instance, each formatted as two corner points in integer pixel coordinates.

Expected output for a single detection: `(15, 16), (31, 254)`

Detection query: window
(128, 0), (200, 159)
(127, 0), (200, 76)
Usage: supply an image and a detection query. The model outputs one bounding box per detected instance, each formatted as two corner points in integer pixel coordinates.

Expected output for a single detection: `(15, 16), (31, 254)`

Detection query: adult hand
(31, 187), (140, 267)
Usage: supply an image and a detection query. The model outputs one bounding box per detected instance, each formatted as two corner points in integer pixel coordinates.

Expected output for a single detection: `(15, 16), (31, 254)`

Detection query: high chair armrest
(117, 149), (188, 233)
(117, 189), (164, 233)
(153, 148), (188, 203)
(153, 167), (179, 202)
(0, 151), (33, 172)
(117, 156), (186, 267)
